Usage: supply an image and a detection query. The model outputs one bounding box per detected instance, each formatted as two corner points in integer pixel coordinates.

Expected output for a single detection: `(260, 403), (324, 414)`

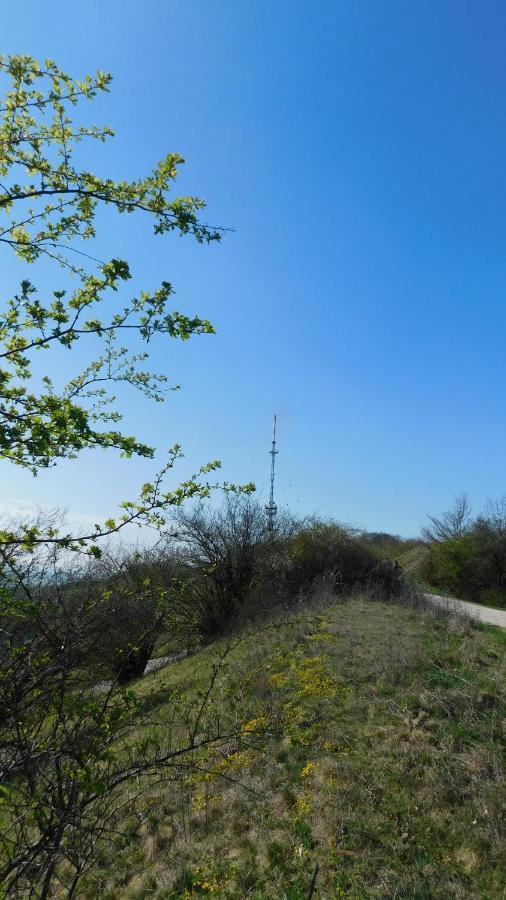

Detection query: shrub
(421, 496), (506, 607)
(421, 535), (479, 599)
(282, 521), (404, 599)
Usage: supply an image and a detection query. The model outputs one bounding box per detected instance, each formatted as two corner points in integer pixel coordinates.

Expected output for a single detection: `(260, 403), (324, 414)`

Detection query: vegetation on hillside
(2, 495), (505, 897)
(0, 477), (407, 896)
(73, 595), (505, 898)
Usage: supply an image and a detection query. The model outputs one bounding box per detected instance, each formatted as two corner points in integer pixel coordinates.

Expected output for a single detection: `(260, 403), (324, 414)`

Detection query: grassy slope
(83, 597), (505, 899)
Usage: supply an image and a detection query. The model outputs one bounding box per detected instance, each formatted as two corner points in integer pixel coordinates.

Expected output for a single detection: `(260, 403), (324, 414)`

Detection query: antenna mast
(265, 414), (278, 535)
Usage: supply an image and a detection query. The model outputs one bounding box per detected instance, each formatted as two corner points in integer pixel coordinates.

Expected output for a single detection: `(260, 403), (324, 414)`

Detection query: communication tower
(265, 414), (278, 535)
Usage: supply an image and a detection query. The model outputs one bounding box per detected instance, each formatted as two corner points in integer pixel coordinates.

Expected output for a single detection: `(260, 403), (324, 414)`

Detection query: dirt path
(427, 593), (506, 628)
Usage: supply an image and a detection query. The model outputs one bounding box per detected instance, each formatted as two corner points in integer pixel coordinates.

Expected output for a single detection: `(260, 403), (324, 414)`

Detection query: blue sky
(2, 0), (506, 536)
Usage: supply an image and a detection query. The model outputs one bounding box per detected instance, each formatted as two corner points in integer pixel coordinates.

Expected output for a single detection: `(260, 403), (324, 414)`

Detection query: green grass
(476, 620), (506, 647)
(79, 596), (505, 899)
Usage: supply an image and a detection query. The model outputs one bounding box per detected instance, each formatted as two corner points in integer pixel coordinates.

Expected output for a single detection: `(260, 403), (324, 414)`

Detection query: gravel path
(144, 651), (187, 674)
(94, 651), (187, 693)
(427, 593), (506, 628)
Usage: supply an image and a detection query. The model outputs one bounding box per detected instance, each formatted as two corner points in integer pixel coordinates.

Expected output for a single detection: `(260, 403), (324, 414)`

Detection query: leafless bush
(0, 639), (238, 898)
(422, 494), (473, 543)
(171, 496), (270, 637)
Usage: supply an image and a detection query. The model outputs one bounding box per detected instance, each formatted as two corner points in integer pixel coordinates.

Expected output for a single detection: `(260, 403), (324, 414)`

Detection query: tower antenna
(265, 414), (278, 535)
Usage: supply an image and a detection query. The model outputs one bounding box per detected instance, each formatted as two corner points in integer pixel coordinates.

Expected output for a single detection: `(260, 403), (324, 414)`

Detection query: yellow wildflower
(300, 761), (317, 779)
(241, 715), (268, 734)
(269, 672), (290, 689)
(294, 793), (312, 818)
(294, 656), (338, 700)
(205, 750), (250, 781)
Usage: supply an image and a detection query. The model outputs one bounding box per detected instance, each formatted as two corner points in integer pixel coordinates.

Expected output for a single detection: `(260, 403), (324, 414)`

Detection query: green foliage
(424, 535), (478, 598)
(0, 449), (227, 556)
(421, 497), (506, 607)
(0, 54), (219, 473)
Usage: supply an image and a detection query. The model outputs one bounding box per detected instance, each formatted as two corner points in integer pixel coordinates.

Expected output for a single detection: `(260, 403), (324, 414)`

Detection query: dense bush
(421, 496), (506, 607)
(422, 535), (478, 599)
(362, 531), (424, 558)
(282, 521), (404, 599)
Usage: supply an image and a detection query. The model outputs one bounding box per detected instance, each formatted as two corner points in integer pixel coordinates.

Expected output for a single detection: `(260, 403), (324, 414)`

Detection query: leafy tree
(0, 54), (240, 550)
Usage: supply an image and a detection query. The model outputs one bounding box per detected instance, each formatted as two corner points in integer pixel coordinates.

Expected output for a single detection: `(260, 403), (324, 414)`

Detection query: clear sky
(2, 0), (506, 537)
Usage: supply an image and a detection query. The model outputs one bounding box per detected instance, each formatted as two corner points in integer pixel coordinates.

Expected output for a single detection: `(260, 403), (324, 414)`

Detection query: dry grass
(78, 596), (505, 899)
